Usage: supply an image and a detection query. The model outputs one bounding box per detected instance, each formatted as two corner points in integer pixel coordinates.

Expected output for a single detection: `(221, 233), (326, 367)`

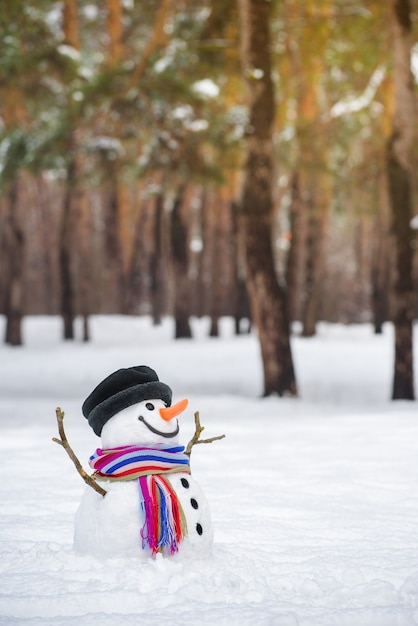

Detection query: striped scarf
(89, 445), (190, 555)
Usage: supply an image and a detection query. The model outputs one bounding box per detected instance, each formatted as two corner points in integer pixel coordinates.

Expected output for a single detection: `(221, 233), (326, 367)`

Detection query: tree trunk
(98, 0), (126, 314)
(302, 201), (327, 337)
(150, 192), (167, 325)
(285, 171), (305, 325)
(107, 0), (123, 63)
(208, 193), (220, 337)
(35, 175), (57, 314)
(0, 67), (27, 344)
(231, 200), (251, 335)
(209, 190), (231, 337)
(74, 164), (91, 342)
(287, 2), (331, 336)
(195, 188), (208, 318)
(371, 169), (391, 334)
(63, 0), (79, 48)
(170, 186), (192, 338)
(60, 0), (88, 340)
(102, 171), (125, 310)
(4, 179), (24, 346)
(125, 197), (147, 314)
(238, 0), (297, 396)
(60, 159), (76, 340)
(387, 0), (416, 400)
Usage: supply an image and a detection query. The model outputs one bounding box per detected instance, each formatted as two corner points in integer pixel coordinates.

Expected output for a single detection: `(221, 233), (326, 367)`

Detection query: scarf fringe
(140, 475), (188, 555)
(139, 476), (187, 554)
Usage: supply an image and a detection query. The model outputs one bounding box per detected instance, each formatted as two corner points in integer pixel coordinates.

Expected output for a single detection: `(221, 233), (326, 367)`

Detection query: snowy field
(0, 315), (418, 626)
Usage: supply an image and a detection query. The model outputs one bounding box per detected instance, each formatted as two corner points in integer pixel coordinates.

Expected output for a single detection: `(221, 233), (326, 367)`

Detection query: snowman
(74, 365), (213, 559)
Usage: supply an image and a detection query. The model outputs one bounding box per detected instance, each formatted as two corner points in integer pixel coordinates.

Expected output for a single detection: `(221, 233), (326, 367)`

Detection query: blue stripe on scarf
(89, 444), (190, 478)
(157, 481), (170, 550)
(104, 453), (189, 474)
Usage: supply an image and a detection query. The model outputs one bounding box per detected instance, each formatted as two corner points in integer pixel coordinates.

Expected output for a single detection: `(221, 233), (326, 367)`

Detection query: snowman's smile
(138, 415), (179, 438)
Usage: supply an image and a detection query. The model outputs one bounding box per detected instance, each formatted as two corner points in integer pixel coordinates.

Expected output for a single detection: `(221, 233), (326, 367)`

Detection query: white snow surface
(1, 315), (418, 626)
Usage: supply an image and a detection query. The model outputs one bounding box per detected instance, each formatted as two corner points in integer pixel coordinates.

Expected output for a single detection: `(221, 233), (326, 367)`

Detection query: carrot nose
(159, 398), (189, 421)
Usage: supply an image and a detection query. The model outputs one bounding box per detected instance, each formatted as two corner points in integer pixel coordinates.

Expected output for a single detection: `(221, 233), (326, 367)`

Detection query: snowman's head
(100, 397), (188, 448)
(82, 365), (178, 438)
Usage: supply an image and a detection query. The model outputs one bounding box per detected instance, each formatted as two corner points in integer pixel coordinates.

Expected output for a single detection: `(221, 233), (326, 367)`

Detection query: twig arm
(53, 407), (107, 497)
(185, 411), (225, 457)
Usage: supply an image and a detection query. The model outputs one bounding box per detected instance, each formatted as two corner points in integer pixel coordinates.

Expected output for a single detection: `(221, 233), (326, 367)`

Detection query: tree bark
(195, 188), (208, 318)
(74, 163), (91, 342)
(285, 171), (304, 325)
(238, 0), (297, 396)
(125, 196), (147, 314)
(60, 0), (89, 340)
(100, 0), (126, 314)
(230, 201), (251, 334)
(101, 169), (125, 311)
(287, 1), (331, 337)
(208, 190), (231, 337)
(387, 0), (416, 400)
(170, 186), (192, 338)
(63, 0), (79, 48)
(107, 0), (123, 63)
(0, 75), (28, 344)
(208, 193), (221, 337)
(4, 179), (24, 346)
(60, 158), (76, 340)
(150, 192), (167, 325)
(371, 169), (391, 334)
(301, 201), (328, 337)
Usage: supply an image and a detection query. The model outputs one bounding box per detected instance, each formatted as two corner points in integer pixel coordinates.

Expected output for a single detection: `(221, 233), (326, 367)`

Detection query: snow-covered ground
(0, 315), (417, 626)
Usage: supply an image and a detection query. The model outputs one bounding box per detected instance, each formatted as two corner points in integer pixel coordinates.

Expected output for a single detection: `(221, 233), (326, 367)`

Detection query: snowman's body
(74, 469), (212, 559)
(74, 398), (213, 559)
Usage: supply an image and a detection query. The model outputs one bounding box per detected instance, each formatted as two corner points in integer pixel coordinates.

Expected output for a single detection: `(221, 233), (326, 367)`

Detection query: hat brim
(87, 381), (172, 436)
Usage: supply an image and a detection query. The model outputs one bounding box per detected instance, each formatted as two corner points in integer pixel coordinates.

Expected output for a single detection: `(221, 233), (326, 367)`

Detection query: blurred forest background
(1, 1), (417, 398)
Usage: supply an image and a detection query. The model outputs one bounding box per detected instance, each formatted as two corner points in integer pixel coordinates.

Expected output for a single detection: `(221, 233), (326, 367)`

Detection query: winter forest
(1, 0), (418, 398)
(2, 3), (418, 625)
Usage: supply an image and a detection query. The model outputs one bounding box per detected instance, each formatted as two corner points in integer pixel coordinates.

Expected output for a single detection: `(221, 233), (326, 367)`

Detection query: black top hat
(82, 365), (172, 436)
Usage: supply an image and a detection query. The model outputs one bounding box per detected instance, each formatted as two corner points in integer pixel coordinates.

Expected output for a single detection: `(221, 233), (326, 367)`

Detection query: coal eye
(145, 402), (155, 410)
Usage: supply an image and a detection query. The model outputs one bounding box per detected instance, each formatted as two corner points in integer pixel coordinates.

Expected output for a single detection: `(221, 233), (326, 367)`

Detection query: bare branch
(53, 407), (107, 497)
(125, 0), (169, 92)
(185, 411), (225, 457)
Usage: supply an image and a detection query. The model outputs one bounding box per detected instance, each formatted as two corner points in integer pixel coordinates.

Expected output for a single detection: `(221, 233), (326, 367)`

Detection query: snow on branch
(328, 66), (386, 119)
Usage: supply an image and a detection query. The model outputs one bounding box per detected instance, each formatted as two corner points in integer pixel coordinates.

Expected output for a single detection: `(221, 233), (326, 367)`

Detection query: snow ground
(0, 315), (417, 626)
